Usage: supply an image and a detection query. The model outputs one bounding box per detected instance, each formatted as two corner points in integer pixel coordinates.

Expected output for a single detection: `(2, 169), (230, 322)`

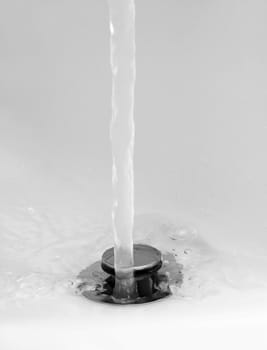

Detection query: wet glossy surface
(1, 0), (267, 348)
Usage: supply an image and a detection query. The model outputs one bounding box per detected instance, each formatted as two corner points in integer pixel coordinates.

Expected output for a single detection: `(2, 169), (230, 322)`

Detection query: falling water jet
(108, 0), (137, 301)
(76, 0), (179, 304)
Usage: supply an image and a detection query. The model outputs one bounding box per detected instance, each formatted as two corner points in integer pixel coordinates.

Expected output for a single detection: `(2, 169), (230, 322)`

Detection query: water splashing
(108, 0), (136, 299)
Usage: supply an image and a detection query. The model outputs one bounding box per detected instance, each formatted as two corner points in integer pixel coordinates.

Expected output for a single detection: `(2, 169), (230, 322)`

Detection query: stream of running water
(108, 0), (136, 299)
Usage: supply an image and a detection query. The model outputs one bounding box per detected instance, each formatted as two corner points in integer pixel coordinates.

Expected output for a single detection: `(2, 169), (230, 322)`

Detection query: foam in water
(108, 0), (136, 299)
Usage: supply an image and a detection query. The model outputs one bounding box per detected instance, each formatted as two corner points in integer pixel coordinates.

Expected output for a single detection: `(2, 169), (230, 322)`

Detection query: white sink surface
(1, 0), (267, 348)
